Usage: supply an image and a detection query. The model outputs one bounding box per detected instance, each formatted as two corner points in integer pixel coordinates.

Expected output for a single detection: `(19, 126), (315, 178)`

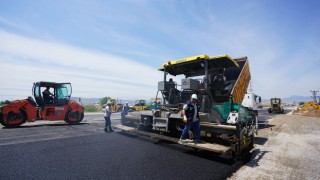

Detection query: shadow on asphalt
(244, 149), (270, 168)
(255, 137), (268, 145)
(1, 122), (89, 129)
(117, 131), (139, 138)
(117, 130), (252, 164)
(115, 130), (254, 178)
(266, 110), (290, 115)
(258, 124), (275, 130)
(184, 146), (253, 178)
(48, 123), (89, 126)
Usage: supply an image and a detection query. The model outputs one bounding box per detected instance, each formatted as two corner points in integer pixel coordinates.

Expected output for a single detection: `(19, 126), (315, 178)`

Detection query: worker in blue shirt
(123, 102), (130, 114)
(121, 102), (130, 124)
(179, 94), (201, 144)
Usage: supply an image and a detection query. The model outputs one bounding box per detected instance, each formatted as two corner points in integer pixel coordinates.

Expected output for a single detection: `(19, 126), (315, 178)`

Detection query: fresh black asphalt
(0, 114), (248, 180)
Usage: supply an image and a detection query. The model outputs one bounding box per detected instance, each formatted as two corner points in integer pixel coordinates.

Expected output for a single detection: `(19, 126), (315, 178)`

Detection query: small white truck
(241, 84), (262, 116)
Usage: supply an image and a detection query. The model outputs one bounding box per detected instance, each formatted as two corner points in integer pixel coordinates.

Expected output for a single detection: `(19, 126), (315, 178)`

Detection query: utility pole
(310, 90), (319, 104)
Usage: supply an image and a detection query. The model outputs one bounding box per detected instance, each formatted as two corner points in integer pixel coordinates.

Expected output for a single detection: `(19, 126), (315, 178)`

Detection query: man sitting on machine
(43, 87), (54, 104)
(210, 68), (227, 102)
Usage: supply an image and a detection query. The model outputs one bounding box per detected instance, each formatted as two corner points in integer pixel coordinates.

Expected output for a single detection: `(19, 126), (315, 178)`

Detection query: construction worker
(210, 68), (226, 96)
(123, 102), (130, 114)
(179, 94), (200, 144)
(104, 102), (113, 132)
(212, 68), (226, 81)
(43, 87), (54, 103)
(121, 102), (130, 124)
(168, 78), (174, 84)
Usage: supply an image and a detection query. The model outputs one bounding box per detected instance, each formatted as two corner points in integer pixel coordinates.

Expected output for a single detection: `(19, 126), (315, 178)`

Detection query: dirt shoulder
(230, 114), (320, 180)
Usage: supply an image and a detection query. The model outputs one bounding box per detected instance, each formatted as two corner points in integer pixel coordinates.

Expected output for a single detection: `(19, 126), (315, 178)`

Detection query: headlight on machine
(227, 112), (239, 124)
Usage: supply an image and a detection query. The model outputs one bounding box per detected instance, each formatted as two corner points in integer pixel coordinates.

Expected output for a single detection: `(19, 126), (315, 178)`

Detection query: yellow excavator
(300, 101), (320, 110)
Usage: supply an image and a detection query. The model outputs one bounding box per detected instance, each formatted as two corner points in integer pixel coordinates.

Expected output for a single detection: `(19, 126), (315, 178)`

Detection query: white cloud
(0, 16), (34, 33)
(0, 30), (163, 101)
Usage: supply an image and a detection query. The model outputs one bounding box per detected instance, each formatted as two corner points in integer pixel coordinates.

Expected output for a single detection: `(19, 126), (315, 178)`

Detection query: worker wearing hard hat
(179, 94), (200, 144)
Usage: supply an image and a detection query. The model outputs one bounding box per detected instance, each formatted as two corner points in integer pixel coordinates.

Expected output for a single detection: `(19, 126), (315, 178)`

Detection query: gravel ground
(229, 113), (320, 180)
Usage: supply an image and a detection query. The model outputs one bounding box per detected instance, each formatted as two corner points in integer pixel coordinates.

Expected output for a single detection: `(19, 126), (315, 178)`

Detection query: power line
(310, 90), (319, 103)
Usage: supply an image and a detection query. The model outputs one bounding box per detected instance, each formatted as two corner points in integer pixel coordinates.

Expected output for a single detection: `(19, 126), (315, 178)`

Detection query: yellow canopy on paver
(159, 54), (239, 77)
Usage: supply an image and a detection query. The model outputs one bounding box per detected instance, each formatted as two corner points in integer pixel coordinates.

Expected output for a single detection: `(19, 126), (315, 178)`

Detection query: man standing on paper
(179, 94), (200, 143)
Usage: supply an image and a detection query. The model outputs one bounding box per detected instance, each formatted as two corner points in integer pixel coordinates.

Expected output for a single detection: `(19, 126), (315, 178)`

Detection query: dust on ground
(229, 113), (320, 180)
(292, 107), (320, 117)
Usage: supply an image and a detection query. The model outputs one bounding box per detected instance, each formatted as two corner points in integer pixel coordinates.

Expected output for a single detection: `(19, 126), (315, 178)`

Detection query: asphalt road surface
(0, 110), (277, 180)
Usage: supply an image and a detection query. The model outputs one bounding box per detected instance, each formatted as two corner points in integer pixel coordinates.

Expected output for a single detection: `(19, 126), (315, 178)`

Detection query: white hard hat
(191, 94), (198, 100)
(125, 102), (128, 104)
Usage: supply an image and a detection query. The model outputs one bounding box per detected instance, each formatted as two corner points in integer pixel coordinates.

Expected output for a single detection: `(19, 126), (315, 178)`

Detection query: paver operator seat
(210, 73), (228, 102)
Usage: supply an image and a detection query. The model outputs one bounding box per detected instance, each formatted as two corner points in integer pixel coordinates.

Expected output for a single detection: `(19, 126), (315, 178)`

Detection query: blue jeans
(180, 120), (200, 142)
(104, 116), (111, 130)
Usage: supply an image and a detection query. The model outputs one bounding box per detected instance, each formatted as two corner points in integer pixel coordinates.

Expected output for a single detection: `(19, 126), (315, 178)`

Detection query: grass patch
(83, 104), (101, 112)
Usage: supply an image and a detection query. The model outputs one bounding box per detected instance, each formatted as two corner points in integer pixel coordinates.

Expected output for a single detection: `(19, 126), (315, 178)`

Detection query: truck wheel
(0, 111), (26, 128)
(249, 132), (255, 149)
(65, 111), (82, 125)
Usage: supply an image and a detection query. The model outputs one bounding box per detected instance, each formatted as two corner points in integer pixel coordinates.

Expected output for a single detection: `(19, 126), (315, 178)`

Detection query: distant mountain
(260, 95), (314, 103)
(280, 95), (314, 103)
(71, 97), (140, 105)
(71, 97), (101, 104)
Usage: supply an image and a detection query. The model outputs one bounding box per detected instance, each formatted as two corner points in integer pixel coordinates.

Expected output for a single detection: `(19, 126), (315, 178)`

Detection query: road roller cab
(33, 82), (72, 107)
(0, 81), (84, 128)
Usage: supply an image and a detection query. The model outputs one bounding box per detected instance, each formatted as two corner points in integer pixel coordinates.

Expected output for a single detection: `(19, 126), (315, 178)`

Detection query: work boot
(178, 139), (187, 144)
(109, 128), (114, 132)
(104, 128), (110, 133)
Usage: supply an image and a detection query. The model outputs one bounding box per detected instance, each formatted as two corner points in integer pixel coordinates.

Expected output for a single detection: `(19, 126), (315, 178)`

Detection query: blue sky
(0, 0), (319, 101)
